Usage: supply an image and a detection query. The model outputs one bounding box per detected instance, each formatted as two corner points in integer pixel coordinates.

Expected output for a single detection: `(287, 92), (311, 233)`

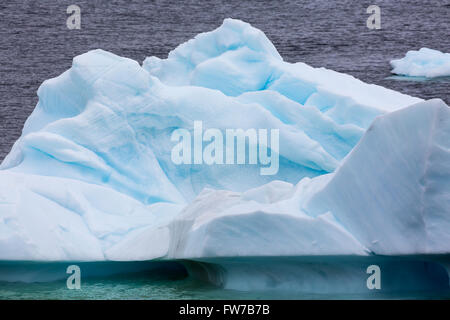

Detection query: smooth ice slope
(304, 99), (450, 255)
(391, 48), (450, 78)
(0, 19), (446, 265)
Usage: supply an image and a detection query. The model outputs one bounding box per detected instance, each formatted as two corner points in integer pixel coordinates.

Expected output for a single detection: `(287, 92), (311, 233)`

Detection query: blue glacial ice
(390, 48), (450, 78)
(0, 19), (449, 291)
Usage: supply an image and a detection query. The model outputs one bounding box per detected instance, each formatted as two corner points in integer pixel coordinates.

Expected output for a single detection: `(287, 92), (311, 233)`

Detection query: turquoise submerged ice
(0, 19), (449, 266)
(390, 48), (450, 78)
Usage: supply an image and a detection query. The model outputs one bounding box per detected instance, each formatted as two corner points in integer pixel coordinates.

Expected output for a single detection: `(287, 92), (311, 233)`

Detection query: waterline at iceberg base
(1, 256), (449, 298)
(0, 19), (449, 298)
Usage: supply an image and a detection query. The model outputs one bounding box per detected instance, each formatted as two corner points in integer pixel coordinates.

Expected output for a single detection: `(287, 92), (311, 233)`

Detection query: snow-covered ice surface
(390, 48), (450, 78)
(0, 19), (449, 292)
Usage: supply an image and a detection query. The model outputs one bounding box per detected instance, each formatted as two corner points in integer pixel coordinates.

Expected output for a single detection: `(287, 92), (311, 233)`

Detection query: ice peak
(142, 18), (282, 93)
(169, 17), (281, 63)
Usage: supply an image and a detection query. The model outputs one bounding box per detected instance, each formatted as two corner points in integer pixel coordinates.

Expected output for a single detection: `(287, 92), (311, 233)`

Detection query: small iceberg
(390, 48), (450, 78)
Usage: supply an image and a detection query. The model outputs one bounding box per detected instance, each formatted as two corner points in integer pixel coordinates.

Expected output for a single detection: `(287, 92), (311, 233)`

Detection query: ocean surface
(0, 0), (449, 300)
(1, 274), (449, 300)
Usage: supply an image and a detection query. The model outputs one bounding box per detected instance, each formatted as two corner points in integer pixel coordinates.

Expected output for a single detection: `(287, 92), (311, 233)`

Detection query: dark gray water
(0, 0), (449, 161)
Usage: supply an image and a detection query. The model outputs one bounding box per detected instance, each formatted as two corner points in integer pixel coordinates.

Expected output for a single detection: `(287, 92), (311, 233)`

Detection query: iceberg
(390, 48), (450, 78)
(0, 19), (449, 293)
